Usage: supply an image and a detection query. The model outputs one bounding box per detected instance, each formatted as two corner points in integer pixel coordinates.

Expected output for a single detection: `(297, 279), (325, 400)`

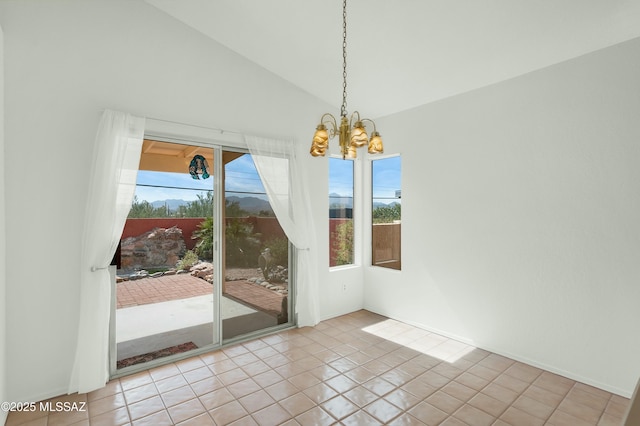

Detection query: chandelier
(310, 0), (384, 159)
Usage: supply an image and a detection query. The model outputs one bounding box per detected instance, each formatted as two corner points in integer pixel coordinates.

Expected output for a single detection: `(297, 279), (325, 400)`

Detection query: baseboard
(8, 385), (70, 408)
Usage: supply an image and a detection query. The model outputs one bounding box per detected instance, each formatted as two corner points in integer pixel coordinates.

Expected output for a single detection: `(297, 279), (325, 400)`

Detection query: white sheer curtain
(68, 110), (145, 394)
(245, 135), (320, 327)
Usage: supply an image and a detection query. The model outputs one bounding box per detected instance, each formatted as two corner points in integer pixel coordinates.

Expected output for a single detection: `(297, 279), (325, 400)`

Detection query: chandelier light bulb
(310, 124), (329, 157)
(350, 121), (369, 148)
(368, 131), (384, 154)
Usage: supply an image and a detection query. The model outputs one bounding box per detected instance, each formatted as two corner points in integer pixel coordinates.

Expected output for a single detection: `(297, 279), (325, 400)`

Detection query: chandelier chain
(309, 0), (384, 158)
(341, 0), (348, 117)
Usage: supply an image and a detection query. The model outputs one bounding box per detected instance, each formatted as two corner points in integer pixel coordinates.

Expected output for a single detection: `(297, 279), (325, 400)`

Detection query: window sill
(329, 264), (361, 272)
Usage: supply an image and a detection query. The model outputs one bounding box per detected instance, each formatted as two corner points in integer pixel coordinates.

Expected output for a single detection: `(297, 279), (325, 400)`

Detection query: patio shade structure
(139, 139), (243, 173)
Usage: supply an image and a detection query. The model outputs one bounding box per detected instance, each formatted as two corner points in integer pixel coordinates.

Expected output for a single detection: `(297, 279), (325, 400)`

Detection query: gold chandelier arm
(348, 111), (362, 128)
(320, 113), (338, 127)
(320, 113), (339, 136)
(360, 117), (378, 133)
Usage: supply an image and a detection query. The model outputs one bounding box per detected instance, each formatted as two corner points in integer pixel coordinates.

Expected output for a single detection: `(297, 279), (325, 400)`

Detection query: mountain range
(152, 194), (398, 213)
(151, 196), (273, 214)
(330, 193), (400, 209)
(150, 199), (189, 210)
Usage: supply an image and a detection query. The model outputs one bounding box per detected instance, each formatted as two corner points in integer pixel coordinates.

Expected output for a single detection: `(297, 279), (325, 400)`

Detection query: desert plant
(263, 237), (289, 267)
(332, 220), (354, 266)
(128, 196), (170, 218)
(177, 250), (199, 271)
(225, 219), (261, 267)
(176, 191), (214, 218)
(192, 217), (214, 260)
(191, 216), (262, 267)
(372, 203), (401, 224)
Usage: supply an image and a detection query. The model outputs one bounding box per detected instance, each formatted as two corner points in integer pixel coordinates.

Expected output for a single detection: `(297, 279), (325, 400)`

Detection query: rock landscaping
(116, 262), (288, 296)
(120, 226), (186, 270)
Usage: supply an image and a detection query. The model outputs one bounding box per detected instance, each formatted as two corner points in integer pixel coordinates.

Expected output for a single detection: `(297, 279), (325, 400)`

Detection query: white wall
(0, 22), (8, 426)
(323, 156), (367, 320)
(0, 0), (359, 402)
(366, 37), (640, 396)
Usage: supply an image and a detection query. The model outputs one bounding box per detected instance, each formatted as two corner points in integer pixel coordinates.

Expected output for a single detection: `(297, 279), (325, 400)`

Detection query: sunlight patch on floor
(361, 318), (476, 363)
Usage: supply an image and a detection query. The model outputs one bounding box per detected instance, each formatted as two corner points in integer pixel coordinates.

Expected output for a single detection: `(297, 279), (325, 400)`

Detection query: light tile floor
(4, 310), (630, 426)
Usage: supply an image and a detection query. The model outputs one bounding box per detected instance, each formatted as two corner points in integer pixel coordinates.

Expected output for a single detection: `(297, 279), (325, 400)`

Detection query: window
(329, 157), (354, 266)
(372, 156), (401, 270)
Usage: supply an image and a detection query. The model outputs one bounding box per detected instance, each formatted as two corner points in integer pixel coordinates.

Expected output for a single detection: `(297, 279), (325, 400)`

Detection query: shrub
(372, 203), (401, 224)
(332, 220), (354, 265)
(191, 216), (263, 268)
(192, 217), (214, 260)
(225, 219), (261, 267)
(263, 237), (289, 267)
(177, 250), (199, 271)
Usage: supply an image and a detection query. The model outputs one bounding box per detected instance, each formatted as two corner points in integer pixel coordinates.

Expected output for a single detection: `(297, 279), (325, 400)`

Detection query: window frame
(328, 155), (360, 269)
(369, 154), (402, 271)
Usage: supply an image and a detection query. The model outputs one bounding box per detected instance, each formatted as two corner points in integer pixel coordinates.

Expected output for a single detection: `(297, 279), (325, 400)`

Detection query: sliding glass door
(112, 141), (292, 375)
(114, 140), (216, 371)
(221, 151), (289, 340)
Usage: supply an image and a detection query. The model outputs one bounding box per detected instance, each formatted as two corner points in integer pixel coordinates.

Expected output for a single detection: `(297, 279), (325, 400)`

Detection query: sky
(135, 153), (401, 204)
(224, 154), (268, 197)
(329, 156), (402, 203)
(134, 154), (267, 202)
(372, 156), (402, 201)
(328, 158), (354, 198)
(135, 170), (211, 202)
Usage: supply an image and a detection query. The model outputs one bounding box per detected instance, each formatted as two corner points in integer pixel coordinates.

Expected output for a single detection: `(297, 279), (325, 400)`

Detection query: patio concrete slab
(116, 294), (256, 342)
(116, 294), (278, 360)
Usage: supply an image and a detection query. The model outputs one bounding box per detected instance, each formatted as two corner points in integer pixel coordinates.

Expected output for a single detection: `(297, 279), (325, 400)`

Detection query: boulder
(120, 226), (186, 270)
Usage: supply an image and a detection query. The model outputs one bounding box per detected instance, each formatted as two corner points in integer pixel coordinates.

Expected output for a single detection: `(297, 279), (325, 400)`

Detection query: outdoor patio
(116, 272), (285, 316)
(115, 272), (287, 365)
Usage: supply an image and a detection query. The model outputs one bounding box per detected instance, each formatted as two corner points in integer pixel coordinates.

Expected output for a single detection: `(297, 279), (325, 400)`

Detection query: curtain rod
(99, 109), (245, 137)
(142, 114), (294, 145)
(99, 109), (295, 143)
(144, 115), (245, 137)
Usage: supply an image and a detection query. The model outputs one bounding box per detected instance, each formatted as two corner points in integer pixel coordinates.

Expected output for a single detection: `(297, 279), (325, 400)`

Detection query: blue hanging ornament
(189, 155), (210, 179)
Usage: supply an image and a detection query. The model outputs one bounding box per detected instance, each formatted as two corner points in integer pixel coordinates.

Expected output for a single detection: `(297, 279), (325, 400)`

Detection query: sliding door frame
(109, 121), (296, 378)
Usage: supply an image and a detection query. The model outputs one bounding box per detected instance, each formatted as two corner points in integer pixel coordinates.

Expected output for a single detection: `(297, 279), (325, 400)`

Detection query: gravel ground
(225, 267), (261, 281)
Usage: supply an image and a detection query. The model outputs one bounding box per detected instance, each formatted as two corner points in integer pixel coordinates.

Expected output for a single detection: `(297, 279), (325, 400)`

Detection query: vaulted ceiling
(146, 0), (640, 118)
